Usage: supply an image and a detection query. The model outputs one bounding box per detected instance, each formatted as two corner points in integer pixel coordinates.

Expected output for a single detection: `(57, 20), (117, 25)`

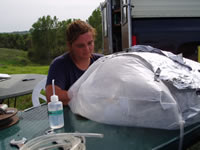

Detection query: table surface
(0, 74), (46, 100)
(1, 105), (200, 150)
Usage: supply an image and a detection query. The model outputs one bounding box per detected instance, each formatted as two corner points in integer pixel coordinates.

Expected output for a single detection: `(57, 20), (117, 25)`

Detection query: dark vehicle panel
(132, 17), (200, 61)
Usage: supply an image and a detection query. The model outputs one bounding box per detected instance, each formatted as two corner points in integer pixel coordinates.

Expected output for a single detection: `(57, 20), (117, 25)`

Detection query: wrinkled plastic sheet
(68, 45), (200, 130)
(128, 45), (200, 89)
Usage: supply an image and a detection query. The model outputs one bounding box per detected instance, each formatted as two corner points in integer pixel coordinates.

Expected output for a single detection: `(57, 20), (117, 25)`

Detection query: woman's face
(69, 32), (94, 60)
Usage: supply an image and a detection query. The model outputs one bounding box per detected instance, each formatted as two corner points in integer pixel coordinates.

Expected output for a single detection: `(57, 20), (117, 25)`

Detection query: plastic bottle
(48, 79), (64, 129)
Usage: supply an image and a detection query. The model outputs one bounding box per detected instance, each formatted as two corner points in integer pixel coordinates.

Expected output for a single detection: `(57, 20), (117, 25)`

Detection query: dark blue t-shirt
(46, 52), (103, 90)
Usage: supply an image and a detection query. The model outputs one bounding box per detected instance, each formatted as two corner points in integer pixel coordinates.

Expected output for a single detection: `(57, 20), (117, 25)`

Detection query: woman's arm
(46, 85), (70, 106)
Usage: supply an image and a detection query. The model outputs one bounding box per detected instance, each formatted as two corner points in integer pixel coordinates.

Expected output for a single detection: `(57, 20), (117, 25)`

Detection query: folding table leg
(14, 97), (17, 108)
(7, 98), (10, 107)
(0, 99), (4, 104)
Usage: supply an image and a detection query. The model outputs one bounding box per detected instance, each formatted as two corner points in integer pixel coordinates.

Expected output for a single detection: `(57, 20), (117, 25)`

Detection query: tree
(29, 16), (73, 64)
(87, 7), (102, 52)
(29, 15), (59, 64)
(52, 19), (72, 57)
(0, 33), (30, 50)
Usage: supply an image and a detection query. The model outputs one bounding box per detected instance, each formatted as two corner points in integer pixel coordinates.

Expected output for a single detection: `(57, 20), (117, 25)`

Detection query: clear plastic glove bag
(68, 53), (185, 129)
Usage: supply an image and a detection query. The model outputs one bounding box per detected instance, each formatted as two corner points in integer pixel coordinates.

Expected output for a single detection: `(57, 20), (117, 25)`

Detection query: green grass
(3, 95), (33, 110)
(0, 48), (31, 65)
(0, 48), (49, 110)
(0, 65), (49, 74)
(0, 48), (49, 74)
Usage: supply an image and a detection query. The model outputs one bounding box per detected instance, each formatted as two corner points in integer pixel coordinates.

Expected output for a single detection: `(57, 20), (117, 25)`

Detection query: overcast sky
(0, 0), (103, 33)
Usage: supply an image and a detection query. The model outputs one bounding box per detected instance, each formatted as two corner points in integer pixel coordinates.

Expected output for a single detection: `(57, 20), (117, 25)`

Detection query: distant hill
(0, 31), (29, 34)
(0, 48), (30, 65)
(11, 31), (30, 34)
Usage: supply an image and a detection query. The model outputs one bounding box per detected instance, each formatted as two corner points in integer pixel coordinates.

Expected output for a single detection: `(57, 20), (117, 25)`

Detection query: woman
(46, 20), (103, 105)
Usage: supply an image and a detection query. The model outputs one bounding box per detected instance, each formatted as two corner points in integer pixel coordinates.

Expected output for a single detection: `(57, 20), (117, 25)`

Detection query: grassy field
(0, 48), (49, 74)
(0, 48), (49, 110)
(0, 48), (200, 150)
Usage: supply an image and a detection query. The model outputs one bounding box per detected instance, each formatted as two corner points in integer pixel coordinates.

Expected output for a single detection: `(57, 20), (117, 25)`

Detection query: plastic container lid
(50, 79), (58, 102)
(50, 95), (58, 102)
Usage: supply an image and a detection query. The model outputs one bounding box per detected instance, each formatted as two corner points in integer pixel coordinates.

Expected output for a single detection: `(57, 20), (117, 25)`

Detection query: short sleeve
(46, 59), (68, 90)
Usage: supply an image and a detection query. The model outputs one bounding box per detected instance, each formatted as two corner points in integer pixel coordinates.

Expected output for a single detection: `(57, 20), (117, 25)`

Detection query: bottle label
(48, 110), (63, 115)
